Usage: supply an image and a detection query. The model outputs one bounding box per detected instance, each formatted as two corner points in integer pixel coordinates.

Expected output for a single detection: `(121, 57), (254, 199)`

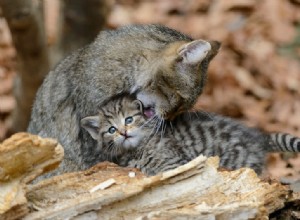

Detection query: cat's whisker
(194, 111), (200, 119)
(147, 115), (161, 141)
(146, 117), (159, 142)
(140, 114), (158, 128)
(188, 112), (192, 121)
(159, 119), (166, 142)
(148, 123), (158, 140)
(160, 120), (167, 141)
(144, 115), (162, 144)
(144, 115), (158, 131)
(151, 115), (161, 137)
(159, 120), (163, 141)
(199, 110), (214, 120)
(169, 121), (174, 132)
(156, 117), (163, 137)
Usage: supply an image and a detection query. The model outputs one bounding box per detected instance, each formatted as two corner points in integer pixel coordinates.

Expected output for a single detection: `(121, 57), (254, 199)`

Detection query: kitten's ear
(177, 40), (221, 65)
(80, 116), (100, 140)
(133, 99), (144, 112)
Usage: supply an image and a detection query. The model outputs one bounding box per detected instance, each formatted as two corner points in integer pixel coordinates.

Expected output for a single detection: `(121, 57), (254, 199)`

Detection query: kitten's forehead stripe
(132, 112), (142, 117)
(100, 109), (115, 121)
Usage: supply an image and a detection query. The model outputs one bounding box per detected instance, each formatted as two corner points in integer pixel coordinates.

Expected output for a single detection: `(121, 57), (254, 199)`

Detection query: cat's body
(81, 96), (300, 176)
(27, 24), (220, 177)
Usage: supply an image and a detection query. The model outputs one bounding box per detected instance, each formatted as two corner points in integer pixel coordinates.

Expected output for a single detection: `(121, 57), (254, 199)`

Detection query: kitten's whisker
(106, 143), (115, 162)
(112, 146), (120, 163)
(114, 147), (122, 163)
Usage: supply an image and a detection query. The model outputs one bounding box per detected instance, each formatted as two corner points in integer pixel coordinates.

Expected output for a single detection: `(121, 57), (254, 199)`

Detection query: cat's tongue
(144, 107), (155, 118)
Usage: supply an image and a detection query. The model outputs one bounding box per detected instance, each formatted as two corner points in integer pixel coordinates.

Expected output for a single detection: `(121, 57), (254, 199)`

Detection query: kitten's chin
(122, 136), (141, 150)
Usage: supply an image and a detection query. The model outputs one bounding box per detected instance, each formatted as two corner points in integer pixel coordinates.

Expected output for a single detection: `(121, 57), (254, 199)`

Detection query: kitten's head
(134, 37), (221, 120)
(81, 96), (150, 157)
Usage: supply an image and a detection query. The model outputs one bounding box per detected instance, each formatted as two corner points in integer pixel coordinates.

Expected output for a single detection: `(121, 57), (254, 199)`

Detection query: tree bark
(54, 0), (111, 62)
(0, 0), (111, 134)
(0, 0), (50, 133)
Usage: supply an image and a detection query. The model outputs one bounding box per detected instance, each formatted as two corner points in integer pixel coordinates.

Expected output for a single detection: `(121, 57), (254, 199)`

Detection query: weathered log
(0, 133), (298, 220)
(0, 133), (63, 220)
(51, 0), (112, 64)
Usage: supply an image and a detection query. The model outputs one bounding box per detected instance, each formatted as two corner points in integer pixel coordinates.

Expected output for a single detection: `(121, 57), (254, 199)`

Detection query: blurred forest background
(0, 0), (299, 181)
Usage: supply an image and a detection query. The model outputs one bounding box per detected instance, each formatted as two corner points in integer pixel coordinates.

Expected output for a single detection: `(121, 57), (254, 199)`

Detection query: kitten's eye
(108, 126), (117, 134)
(125, 116), (133, 125)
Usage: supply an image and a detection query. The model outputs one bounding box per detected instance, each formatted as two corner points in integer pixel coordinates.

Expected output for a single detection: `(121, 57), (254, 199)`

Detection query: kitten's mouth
(123, 134), (132, 139)
(143, 106), (156, 119)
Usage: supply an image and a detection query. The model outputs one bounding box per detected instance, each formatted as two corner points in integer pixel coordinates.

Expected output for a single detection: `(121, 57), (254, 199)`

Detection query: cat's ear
(177, 40), (221, 65)
(133, 99), (144, 112)
(80, 116), (100, 140)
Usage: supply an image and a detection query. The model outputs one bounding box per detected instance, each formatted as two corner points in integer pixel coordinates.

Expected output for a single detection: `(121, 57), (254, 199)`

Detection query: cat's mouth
(143, 106), (156, 118)
(136, 93), (156, 119)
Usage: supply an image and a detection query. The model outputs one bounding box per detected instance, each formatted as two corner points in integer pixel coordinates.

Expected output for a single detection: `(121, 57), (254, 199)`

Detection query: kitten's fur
(81, 96), (300, 176)
(27, 24), (220, 177)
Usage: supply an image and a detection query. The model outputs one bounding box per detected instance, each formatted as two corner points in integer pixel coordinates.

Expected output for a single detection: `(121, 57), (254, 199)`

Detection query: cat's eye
(125, 116), (133, 125)
(108, 126), (117, 134)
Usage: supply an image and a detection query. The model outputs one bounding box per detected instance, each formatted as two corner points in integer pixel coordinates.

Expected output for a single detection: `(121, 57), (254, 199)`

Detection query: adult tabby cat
(81, 95), (300, 176)
(28, 24), (220, 177)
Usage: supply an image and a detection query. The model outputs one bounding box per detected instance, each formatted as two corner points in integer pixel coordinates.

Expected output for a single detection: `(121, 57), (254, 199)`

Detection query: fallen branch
(0, 133), (63, 220)
(0, 133), (298, 220)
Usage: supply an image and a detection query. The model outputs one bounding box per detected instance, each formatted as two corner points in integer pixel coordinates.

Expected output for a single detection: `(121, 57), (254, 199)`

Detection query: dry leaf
(0, 96), (15, 113)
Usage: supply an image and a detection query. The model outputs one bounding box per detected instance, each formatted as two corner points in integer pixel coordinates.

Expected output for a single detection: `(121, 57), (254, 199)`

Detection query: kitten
(27, 24), (220, 177)
(81, 95), (300, 176)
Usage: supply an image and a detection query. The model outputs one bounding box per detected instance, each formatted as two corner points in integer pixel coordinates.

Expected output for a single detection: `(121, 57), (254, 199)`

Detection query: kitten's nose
(119, 130), (129, 138)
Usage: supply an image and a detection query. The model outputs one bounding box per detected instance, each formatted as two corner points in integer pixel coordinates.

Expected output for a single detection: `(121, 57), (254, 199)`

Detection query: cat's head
(81, 96), (150, 156)
(89, 25), (220, 121)
(134, 38), (220, 120)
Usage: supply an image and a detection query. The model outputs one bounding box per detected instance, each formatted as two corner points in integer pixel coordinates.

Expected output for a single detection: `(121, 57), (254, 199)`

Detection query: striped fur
(270, 133), (300, 152)
(82, 96), (300, 176)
